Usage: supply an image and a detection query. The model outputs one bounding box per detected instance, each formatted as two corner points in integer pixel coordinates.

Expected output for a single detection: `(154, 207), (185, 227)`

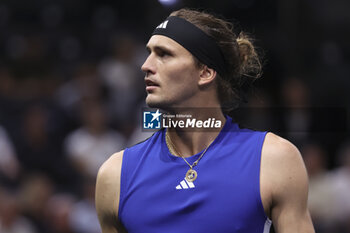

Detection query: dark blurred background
(0, 0), (349, 232)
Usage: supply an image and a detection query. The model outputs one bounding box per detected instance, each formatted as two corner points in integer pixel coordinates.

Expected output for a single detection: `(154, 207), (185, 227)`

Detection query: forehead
(147, 35), (191, 55)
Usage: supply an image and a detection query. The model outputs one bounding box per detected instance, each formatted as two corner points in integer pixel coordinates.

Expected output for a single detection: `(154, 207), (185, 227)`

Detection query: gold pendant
(186, 169), (197, 182)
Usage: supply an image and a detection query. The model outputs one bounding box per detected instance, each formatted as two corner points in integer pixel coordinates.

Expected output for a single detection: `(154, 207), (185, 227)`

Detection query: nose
(141, 54), (156, 76)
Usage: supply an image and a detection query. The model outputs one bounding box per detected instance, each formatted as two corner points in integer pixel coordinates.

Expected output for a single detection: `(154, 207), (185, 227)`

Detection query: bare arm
(261, 133), (314, 233)
(95, 151), (125, 233)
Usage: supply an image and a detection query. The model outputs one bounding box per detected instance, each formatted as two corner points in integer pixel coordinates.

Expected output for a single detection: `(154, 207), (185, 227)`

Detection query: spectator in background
(18, 174), (54, 233)
(45, 193), (76, 233)
(64, 99), (125, 179)
(55, 62), (105, 120)
(280, 77), (312, 147)
(69, 178), (100, 233)
(0, 125), (20, 182)
(16, 104), (76, 189)
(98, 34), (145, 133)
(302, 142), (335, 232)
(0, 189), (38, 233)
(331, 140), (350, 231)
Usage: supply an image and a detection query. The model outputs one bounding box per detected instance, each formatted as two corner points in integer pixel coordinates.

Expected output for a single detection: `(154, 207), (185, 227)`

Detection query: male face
(141, 35), (201, 110)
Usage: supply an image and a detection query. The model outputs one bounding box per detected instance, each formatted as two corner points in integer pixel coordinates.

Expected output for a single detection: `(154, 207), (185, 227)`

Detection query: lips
(145, 79), (159, 87)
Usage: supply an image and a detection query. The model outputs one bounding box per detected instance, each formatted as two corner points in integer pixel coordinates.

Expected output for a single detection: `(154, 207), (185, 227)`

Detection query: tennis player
(96, 8), (315, 233)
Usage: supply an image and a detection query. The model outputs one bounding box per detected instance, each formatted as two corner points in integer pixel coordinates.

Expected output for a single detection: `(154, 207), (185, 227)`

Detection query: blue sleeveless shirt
(119, 116), (272, 233)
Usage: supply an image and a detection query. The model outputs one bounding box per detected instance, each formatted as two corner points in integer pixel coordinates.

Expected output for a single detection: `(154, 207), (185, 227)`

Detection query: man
(96, 9), (315, 233)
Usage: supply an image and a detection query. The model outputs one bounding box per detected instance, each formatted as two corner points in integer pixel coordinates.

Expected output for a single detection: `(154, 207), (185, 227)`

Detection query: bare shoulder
(262, 132), (301, 161)
(98, 150), (124, 179)
(261, 132), (307, 198)
(261, 132), (307, 181)
(96, 150), (125, 233)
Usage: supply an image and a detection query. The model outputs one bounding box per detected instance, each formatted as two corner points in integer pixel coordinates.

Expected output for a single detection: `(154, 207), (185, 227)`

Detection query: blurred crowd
(0, 1), (350, 233)
(0, 33), (150, 233)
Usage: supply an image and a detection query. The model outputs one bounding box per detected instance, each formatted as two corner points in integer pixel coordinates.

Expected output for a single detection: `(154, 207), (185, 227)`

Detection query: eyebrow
(146, 44), (174, 54)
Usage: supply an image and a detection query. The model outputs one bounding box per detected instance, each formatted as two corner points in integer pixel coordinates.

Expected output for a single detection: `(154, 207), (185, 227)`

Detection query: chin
(146, 100), (163, 109)
(146, 96), (168, 110)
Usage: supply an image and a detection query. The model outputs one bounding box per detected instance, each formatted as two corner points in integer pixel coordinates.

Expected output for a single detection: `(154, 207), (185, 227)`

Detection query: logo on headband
(156, 20), (169, 29)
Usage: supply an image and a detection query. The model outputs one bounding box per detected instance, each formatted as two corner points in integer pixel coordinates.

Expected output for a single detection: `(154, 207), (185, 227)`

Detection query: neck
(166, 109), (226, 158)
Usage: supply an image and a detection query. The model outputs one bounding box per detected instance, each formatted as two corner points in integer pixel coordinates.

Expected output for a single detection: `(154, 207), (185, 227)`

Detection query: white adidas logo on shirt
(176, 178), (195, 189)
(156, 20), (169, 29)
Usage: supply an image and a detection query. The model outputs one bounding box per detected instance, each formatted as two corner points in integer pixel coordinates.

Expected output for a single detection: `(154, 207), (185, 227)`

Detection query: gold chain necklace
(165, 131), (213, 182)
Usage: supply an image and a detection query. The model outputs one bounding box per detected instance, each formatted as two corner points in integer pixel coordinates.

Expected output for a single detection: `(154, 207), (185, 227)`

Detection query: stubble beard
(146, 94), (172, 112)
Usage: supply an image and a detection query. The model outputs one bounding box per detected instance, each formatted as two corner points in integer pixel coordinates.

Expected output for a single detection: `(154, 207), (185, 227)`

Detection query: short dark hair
(170, 9), (262, 111)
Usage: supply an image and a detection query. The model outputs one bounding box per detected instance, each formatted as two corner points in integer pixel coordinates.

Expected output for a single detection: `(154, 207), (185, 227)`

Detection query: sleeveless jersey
(118, 116), (272, 233)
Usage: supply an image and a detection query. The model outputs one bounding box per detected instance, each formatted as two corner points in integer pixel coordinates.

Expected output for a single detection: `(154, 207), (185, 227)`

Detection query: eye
(157, 50), (170, 58)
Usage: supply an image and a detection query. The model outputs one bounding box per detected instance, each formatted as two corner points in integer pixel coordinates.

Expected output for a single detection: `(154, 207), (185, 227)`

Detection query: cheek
(163, 61), (199, 87)
(166, 68), (199, 102)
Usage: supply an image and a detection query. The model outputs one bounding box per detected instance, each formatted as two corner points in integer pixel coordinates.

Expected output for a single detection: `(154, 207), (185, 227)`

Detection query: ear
(198, 66), (217, 86)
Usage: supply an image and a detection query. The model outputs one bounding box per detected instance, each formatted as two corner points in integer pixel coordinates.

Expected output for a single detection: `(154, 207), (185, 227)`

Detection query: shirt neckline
(160, 115), (234, 164)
